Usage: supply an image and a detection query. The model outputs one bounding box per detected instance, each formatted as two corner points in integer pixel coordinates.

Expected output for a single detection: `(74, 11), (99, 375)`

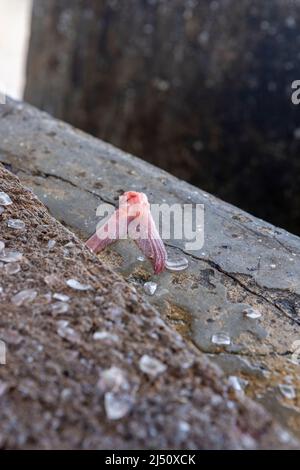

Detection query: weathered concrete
(0, 165), (295, 449)
(1, 98), (300, 442)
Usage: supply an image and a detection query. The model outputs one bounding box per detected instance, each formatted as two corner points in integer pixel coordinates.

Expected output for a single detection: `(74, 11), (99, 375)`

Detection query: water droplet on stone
(166, 256), (189, 272)
(241, 434), (256, 449)
(66, 279), (92, 291)
(93, 331), (119, 342)
(226, 400), (235, 410)
(278, 384), (296, 400)
(0, 192), (12, 206)
(61, 388), (72, 401)
(47, 239), (56, 249)
(143, 281), (157, 296)
(0, 250), (23, 263)
(98, 367), (128, 392)
(211, 332), (231, 346)
(57, 320), (80, 343)
(5, 263), (21, 275)
(53, 293), (70, 302)
(178, 421), (190, 436)
(7, 219), (25, 230)
(64, 241), (75, 248)
(52, 302), (69, 314)
(270, 263), (277, 269)
(139, 354), (167, 377)
(277, 429), (293, 444)
(243, 307), (262, 319)
(137, 255), (145, 262)
(12, 289), (37, 306)
(104, 392), (132, 420)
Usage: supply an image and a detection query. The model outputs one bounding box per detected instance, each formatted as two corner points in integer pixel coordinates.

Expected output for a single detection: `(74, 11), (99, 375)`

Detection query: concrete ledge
(1, 97), (300, 442)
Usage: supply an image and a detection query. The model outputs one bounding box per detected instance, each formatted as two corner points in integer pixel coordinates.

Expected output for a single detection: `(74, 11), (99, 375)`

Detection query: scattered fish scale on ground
(0, 165), (296, 449)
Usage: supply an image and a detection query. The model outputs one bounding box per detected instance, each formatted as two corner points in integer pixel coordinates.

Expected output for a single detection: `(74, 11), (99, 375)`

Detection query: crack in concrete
(208, 350), (294, 359)
(28, 168), (116, 206)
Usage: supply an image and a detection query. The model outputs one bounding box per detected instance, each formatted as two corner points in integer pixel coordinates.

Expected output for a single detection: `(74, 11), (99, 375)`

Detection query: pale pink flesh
(85, 192), (167, 274)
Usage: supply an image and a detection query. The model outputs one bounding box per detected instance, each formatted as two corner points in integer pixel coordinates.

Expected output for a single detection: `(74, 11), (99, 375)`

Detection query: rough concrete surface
(0, 98), (300, 446)
(0, 166), (295, 449)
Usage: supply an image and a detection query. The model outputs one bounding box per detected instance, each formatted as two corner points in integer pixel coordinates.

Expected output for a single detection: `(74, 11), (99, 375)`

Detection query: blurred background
(1, 0), (300, 235)
(0, 0), (32, 99)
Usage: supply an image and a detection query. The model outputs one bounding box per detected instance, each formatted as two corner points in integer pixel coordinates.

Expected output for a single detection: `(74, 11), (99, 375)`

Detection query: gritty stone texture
(0, 165), (295, 449)
(24, 0), (300, 234)
(1, 98), (300, 441)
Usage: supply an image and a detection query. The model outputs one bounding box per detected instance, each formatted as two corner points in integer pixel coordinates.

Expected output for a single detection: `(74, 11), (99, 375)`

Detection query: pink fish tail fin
(86, 208), (127, 254)
(134, 212), (168, 274)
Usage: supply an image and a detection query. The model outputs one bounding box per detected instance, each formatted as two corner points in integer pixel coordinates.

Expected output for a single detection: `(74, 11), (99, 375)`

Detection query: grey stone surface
(1, 98), (300, 441)
(24, 0), (300, 234)
(3, 165), (293, 449)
